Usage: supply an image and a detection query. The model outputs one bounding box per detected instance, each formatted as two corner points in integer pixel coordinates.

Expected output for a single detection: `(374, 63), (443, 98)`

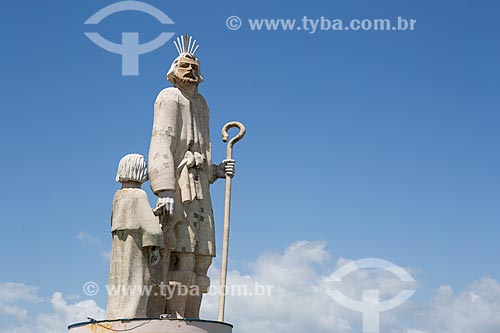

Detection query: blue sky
(1, 0), (499, 331)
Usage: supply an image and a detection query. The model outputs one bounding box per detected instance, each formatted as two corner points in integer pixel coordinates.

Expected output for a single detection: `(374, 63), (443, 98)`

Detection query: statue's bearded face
(175, 56), (201, 84)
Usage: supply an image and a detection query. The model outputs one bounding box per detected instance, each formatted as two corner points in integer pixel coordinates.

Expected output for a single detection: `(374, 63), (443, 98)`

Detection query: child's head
(116, 154), (148, 184)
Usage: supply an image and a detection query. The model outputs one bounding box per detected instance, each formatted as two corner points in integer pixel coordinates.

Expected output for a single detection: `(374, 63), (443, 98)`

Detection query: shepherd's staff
(218, 121), (246, 322)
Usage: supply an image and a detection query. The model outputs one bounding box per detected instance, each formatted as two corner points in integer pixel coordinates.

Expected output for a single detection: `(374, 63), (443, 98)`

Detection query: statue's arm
(148, 92), (178, 195)
(208, 142), (219, 184)
(203, 102), (235, 184)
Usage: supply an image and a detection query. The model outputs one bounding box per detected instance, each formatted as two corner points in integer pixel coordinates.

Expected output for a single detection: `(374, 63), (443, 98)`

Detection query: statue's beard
(176, 73), (199, 84)
(181, 77), (198, 84)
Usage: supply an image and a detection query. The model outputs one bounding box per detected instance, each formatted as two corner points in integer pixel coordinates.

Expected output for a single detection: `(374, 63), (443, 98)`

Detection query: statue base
(68, 318), (233, 333)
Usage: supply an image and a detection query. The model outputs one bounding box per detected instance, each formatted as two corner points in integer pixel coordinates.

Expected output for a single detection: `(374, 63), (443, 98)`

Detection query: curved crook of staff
(218, 121), (246, 322)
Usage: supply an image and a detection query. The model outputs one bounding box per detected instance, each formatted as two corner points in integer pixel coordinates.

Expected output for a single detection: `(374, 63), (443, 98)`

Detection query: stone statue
(106, 154), (164, 319)
(70, 34), (246, 333)
(148, 34), (235, 318)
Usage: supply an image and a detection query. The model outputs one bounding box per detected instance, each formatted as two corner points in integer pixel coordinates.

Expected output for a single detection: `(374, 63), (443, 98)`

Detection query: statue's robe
(148, 87), (217, 257)
(106, 188), (163, 319)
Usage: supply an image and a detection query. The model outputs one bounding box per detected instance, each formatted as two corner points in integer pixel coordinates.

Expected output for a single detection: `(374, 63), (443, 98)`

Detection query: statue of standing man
(148, 34), (235, 319)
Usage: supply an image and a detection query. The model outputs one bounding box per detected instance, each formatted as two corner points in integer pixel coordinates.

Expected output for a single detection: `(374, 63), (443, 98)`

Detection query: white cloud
(0, 287), (105, 333)
(0, 283), (43, 320)
(76, 231), (100, 245)
(77, 231), (111, 260)
(201, 240), (416, 333)
(0, 283), (43, 304)
(2, 241), (500, 333)
(409, 277), (500, 333)
(32, 292), (105, 333)
(201, 241), (500, 333)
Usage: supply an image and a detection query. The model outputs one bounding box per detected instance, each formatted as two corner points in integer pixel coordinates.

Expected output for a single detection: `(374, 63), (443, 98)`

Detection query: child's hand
(153, 203), (167, 217)
(155, 190), (175, 216)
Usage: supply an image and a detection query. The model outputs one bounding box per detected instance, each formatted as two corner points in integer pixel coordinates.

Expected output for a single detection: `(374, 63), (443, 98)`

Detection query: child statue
(106, 154), (164, 319)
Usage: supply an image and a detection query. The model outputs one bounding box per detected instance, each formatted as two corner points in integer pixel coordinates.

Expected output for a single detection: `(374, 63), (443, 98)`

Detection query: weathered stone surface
(104, 35), (237, 321)
(147, 34), (235, 319)
(106, 154), (164, 319)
